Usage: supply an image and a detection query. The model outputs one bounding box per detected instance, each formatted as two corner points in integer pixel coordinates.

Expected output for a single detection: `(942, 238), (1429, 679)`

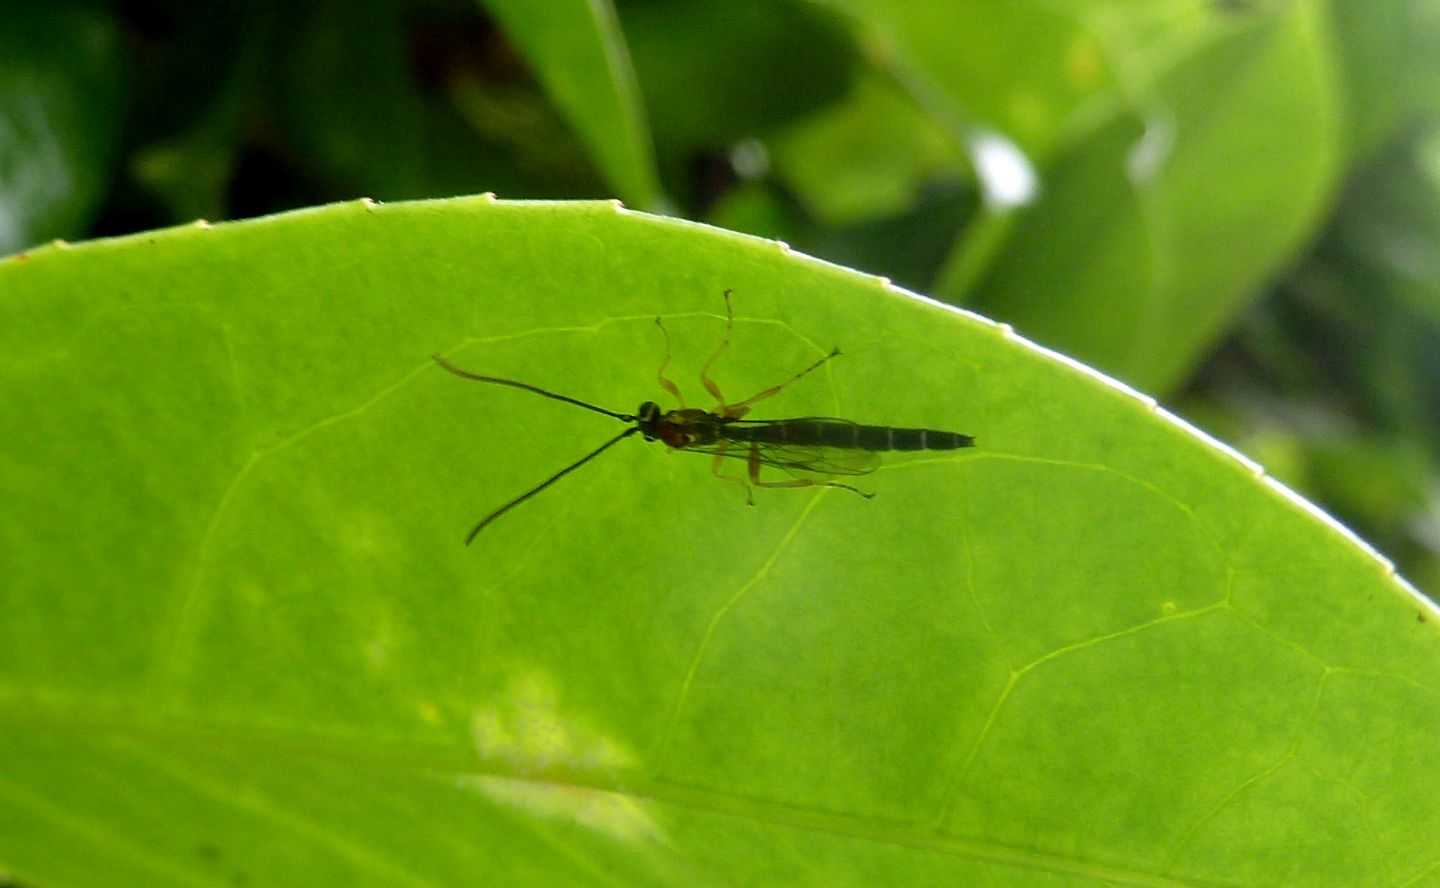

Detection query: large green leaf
(2, 198), (1436, 885)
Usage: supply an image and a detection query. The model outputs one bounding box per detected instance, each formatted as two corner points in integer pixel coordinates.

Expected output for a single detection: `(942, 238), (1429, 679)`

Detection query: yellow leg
(698, 290), (842, 419)
(725, 347), (841, 418)
(654, 316), (685, 407)
(699, 289), (735, 409)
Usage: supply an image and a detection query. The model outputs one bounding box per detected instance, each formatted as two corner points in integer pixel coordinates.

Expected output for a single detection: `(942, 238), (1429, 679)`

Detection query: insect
(434, 291), (975, 543)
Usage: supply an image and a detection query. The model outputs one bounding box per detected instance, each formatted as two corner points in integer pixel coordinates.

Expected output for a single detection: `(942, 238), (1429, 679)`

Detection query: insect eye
(638, 401), (659, 420)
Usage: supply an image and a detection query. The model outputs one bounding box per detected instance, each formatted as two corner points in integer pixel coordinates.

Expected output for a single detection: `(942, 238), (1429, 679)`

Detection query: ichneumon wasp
(434, 291), (975, 543)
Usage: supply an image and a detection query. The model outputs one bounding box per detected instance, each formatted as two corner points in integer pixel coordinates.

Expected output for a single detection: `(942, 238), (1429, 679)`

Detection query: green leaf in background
(957, 2), (1339, 392)
(480, 0), (666, 210)
(0, 4), (125, 253)
(1328, 0), (1440, 160)
(130, 5), (276, 223)
(278, 0), (431, 199)
(273, 0), (578, 206)
(1325, 139), (1440, 446)
(822, 1), (1342, 393)
(821, 0), (1120, 156)
(621, 0), (858, 196)
(3, 198), (1438, 885)
(769, 73), (969, 227)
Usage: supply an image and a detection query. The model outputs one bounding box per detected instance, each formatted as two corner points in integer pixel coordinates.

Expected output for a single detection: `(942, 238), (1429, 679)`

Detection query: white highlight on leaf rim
(881, 279), (1435, 618)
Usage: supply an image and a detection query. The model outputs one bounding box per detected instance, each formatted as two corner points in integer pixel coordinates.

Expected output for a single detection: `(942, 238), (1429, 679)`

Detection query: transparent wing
(684, 437), (882, 478)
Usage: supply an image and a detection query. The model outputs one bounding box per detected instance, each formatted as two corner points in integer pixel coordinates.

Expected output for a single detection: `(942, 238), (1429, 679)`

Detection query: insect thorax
(645, 408), (718, 450)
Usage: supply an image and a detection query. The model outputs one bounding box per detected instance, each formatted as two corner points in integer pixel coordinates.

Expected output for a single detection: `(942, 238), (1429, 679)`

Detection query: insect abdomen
(872, 425), (975, 451)
(737, 420), (974, 451)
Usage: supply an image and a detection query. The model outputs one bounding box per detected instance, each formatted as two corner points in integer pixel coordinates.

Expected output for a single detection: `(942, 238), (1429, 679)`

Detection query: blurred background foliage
(5, 0), (1440, 593)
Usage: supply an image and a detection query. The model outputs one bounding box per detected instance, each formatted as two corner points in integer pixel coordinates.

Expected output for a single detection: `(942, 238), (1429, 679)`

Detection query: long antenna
(432, 354), (634, 422)
(465, 427), (640, 543)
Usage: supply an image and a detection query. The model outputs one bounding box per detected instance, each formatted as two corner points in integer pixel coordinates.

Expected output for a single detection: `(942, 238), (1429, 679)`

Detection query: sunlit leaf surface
(2, 198), (1436, 885)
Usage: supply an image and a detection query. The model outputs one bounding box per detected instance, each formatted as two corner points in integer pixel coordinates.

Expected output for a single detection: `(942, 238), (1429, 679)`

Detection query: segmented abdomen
(728, 419), (974, 451)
